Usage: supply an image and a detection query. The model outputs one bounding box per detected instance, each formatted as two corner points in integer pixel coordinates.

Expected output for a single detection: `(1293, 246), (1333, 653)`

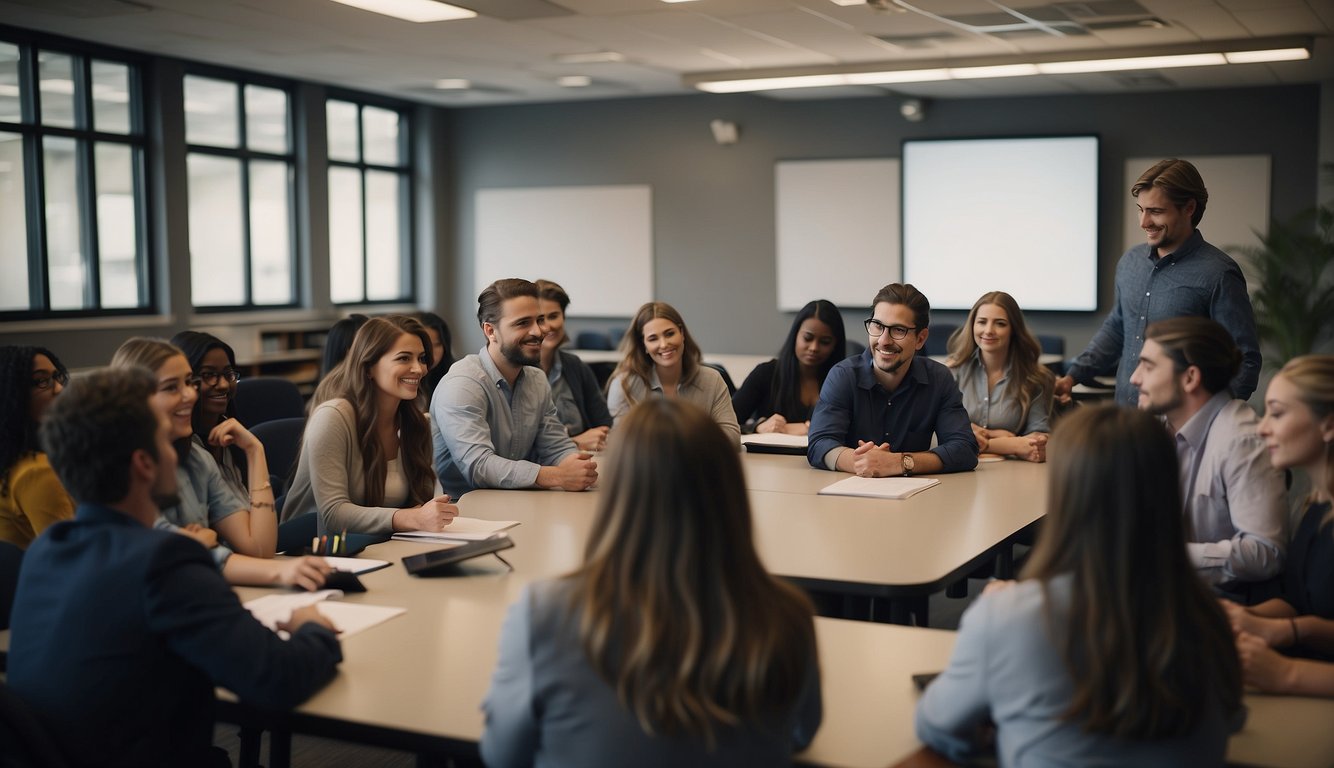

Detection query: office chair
(924, 324), (956, 356)
(845, 340), (866, 358)
(574, 331), (613, 351)
(234, 377), (305, 428)
(702, 362), (737, 395)
(248, 417), (306, 499)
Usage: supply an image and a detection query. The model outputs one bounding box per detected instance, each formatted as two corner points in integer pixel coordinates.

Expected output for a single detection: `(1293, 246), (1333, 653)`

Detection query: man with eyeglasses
(807, 283), (977, 476)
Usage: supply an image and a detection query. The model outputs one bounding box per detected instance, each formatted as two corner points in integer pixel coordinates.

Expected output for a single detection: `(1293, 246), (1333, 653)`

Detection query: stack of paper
(320, 555), (391, 575)
(244, 590), (406, 639)
(390, 516), (519, 543)
(818, 475), (940, 500)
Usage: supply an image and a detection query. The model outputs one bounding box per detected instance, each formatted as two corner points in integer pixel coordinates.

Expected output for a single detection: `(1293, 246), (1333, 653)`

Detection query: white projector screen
(902, 136), (1099, 311)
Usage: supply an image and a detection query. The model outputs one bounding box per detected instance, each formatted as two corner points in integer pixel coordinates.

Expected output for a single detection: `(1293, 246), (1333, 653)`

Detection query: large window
(326, 98), (411, 304)
(0, 39), (149, 316)
(185, 73), (296, 308)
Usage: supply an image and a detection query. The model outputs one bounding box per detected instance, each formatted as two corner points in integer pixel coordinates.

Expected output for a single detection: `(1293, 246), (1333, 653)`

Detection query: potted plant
(1237, 198), (1334, 367)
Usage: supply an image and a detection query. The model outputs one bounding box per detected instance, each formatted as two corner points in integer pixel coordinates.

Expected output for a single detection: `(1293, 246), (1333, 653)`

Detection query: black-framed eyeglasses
(864, 319), (918, 340)
(31, 370), (70, 391)
(199, 368), (241, 387)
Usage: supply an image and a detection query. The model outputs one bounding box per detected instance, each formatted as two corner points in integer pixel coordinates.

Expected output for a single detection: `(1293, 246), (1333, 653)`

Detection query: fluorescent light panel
(328, 0), (476, 23)
(692, 45), (1310, 93)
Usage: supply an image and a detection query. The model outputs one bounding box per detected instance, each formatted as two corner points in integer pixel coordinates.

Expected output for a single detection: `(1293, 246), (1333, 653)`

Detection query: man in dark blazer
(7, 367), (343, 768)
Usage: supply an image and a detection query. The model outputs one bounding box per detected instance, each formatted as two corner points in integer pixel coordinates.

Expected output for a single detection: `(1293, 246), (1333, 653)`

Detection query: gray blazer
(916, 575), (1236, 766)
(481, 579), (822, 768)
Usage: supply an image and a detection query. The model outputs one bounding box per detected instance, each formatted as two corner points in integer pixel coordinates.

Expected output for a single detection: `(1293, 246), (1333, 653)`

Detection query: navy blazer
(8, 504), (342, 768)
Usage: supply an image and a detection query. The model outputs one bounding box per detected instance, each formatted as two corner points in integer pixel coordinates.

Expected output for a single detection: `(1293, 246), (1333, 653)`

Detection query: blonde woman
(482, 399), (820, 766)
(1224, 355), (1334, 696)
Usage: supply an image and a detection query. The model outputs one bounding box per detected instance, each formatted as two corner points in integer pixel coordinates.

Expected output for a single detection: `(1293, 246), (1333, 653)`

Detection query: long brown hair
(947, 291), (1053, 429)
(610, 301), (702, 405)
(568, 398), (815, 745)
(312, 315), (433, 507)
(1022, 405), (1241, 738)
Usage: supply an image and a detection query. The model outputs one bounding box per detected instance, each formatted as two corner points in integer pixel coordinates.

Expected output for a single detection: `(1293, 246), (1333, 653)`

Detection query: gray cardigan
(282, 398), (410, 535)
(481, 579), (822, 768)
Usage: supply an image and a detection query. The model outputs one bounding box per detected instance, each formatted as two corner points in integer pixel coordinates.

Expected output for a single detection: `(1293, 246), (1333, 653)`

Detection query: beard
(873, 343), (909, 376)
(501, 335), (541, 368)
(1139, 386), (1184, 417)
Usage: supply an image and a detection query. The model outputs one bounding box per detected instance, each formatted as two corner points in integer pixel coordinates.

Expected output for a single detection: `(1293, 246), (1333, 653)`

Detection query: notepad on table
(390, 516), (519, 543)
(818, 475), (940, 500)
(320, 555), (391, 575)
(740, 433), (808, 454)
(244, 590), (406, 639)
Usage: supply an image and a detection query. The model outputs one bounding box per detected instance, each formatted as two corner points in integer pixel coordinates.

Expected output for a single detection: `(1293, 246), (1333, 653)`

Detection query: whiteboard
(776, 159), (900, 311)
(1123, 156), (1269, 288)
(474, 185), (653, 316)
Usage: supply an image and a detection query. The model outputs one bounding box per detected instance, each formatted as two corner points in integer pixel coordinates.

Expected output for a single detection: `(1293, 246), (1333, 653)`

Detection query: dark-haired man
(431, 278), (598, 498)
(8, 367), (342, 768)
(1130, 317), (1285, 593)
(1056, 158), (1262, 406)
(808, 283), (977, 476)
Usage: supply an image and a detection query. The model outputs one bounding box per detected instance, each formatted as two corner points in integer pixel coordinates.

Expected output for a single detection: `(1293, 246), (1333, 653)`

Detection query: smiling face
(642, 317), (684, 372)
(795, 317), (836, 370)
(29, 353), (64, 424)
(972, 303), (1011, 357)
(1136, 185), (1195, 255)
(869, 302), (924, 377)
(1130, 338), (1187, 418)
(488, 296), (545, 368)
(370, 332), (428, 402)
(538, 299), (566, 353)
(197, 347), (233, 421)
(151, 354), (199, 440)
(1259, 374), (1334, 473)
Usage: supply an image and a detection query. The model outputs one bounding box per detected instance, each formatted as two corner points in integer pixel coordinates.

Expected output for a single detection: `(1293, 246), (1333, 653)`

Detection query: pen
(332, 535), (339, 556)
(312, 536), (319, 554)
(341, 528), (347, 555)
(321, 535), (327, 554)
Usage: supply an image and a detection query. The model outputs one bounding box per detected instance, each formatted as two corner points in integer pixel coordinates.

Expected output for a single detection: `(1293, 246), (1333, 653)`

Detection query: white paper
(818, 475), (940, 500)
(321, 556), (391, 574)
(390, 517), (518, 542)
(244, 590), (406, 639)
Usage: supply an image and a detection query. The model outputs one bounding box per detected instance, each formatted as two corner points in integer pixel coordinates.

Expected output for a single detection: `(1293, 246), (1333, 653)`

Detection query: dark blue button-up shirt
(1067, 229), (1261, 405)
(807, 351), (978, 473)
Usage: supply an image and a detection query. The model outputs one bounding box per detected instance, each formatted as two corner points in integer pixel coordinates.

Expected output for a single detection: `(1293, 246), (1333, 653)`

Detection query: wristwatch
(901, 453), (914, 477)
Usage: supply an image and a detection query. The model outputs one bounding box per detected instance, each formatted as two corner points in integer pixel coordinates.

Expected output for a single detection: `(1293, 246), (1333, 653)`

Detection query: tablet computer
(401, 536), (515, 577)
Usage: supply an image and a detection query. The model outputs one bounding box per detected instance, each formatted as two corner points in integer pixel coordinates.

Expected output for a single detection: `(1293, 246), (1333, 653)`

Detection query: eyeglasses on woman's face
(31, 370), (70, 391)
(198, 368), (240, 387)
(863, 319), (917, 340)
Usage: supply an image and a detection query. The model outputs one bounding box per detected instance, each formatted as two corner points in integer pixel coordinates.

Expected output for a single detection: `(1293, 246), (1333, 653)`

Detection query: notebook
(390, 516), (519, 542)
(818, 475), (941, 500)
(740, 433), (808, 455)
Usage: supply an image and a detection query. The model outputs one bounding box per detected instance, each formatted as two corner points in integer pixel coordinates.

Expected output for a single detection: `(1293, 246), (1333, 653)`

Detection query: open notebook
(245, 590), (405, 640)
(818, 475), (940, 500)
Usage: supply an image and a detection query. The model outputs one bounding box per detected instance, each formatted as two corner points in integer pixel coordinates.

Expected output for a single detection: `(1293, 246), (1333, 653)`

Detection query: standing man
(1130, 317), (1286, 596)
(8, 368), (342, 768)
(807, 283), (977, 476)
(431, 278), (598, 498)
(1056, 159), (1261, 406)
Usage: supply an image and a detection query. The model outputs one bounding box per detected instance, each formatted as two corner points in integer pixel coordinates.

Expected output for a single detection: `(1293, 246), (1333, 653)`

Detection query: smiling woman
(0, 345), (75, 548)
(606, 301), (739, 448)
(285, 315), (456, 535)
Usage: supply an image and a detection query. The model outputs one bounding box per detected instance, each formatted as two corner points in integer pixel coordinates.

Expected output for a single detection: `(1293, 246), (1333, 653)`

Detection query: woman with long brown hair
(284, 315), (456, 534)
(1224, 354), (1334, 695)
(481, 398), (821, 766)
(917, 405), (1242, 764)
(605, 301), (739, 447)
(946, 291), (1054, 462)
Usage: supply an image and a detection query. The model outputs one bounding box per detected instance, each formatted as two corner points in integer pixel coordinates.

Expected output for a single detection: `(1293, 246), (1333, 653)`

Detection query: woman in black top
(732, 300), (845, 435)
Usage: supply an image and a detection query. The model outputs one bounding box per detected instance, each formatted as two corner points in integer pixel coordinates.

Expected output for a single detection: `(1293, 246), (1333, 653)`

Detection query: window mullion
(75, 57), (101, 309)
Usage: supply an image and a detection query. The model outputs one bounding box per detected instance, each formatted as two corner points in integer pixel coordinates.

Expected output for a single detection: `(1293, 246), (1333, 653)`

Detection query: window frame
(325, 89), (414, 307)
(184, 64), (300, 312)
(0, 26), (153, 321)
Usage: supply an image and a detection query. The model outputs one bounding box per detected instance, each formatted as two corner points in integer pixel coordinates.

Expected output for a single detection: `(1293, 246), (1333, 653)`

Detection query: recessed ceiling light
(553, 51), (625, 64)
(558, 75), (592, 88)
(434, 78), (471, 89)
(828, 0), (866, 5)
(328, 0), (476, 23)
(660, 0), (702, 3)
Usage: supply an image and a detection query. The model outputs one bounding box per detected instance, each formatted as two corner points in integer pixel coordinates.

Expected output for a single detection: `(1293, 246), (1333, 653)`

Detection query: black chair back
(248, 417), (306, 498)
(0, 540), (21, 631)
(924, 324), (957, 356)
(702, 362), (737, 395)
(234, 377), (305, 428)
(574, 331), (613, 351)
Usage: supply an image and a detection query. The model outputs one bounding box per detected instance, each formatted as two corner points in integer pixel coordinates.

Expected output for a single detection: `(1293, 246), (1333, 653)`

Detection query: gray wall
(2, 75), (1322, 370)
(446, 84), (1321, 360)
